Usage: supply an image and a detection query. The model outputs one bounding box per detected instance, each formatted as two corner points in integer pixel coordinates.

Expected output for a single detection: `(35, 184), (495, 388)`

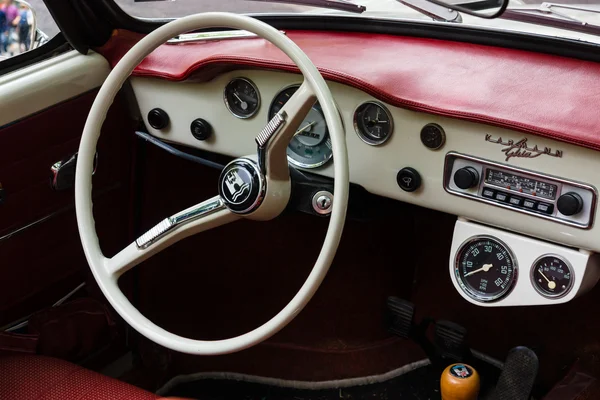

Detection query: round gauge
(455, 236), (517, 302)
(353, 101), (393, 145)
(224, 78), (260, 119)
(531, 255), (574, 299)
(420, 123), (446, 150)
(269, 85), (332, 168)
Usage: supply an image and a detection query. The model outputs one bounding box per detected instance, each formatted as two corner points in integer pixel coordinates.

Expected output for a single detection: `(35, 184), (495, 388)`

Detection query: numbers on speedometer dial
(455, 236), (517, 302)
(268, 85), (332, 169)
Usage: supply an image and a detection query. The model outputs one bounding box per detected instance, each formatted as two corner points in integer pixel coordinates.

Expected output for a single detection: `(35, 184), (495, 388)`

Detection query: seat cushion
(0, 355), (179, 400)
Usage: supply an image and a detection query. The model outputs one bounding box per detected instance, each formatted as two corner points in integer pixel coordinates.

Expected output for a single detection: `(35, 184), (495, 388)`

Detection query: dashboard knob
(454, 167), (480, 190)
(148, 108), (169, 130)
(190, 118), (212, 141)
(557, 192), (583, 216)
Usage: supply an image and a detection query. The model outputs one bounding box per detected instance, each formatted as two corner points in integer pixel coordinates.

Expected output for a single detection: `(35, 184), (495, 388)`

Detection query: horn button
(218, 158), (265, 214)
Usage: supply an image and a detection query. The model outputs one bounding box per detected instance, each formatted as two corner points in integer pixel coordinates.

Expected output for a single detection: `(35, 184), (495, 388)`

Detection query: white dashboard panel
(130, 69), (600, 252)
(449, 219), (600, 307)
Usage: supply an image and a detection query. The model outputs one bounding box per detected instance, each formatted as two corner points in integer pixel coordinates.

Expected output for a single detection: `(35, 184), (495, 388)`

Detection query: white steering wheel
(75, 13), (349, 355)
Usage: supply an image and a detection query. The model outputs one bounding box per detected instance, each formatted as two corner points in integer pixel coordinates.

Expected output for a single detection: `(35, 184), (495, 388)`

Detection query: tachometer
(455, 236), (517, 302)
(269, 85), (332, 169)
(531, 255), (573, 299)
(224, 78), (260, 118)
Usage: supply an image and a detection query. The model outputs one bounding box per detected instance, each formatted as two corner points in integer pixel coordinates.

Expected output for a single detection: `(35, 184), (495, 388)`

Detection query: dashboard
(126, 52), (600, 308)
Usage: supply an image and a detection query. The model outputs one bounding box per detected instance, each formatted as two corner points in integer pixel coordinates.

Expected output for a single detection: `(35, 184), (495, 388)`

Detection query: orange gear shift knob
(440, 363), (480, 400)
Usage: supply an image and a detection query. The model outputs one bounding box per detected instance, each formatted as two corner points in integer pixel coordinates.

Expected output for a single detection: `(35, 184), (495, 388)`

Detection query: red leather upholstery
(0, 355), (177, 400)
(98, 29), (600, 152)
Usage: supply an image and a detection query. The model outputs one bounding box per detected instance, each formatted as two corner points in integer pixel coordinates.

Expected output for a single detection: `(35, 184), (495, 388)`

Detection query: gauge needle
(295, 121), (316, 136)
(233, 92), (248, 110)
(464, 263), (494, 277)
(538, 269), (557, 290)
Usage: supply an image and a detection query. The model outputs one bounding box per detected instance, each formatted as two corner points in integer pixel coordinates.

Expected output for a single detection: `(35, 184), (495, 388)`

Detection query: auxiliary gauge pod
(386, 297), (539, 399)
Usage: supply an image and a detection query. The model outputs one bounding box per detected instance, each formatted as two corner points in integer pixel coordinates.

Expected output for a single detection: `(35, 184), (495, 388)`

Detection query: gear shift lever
(441, 363), (480, 400)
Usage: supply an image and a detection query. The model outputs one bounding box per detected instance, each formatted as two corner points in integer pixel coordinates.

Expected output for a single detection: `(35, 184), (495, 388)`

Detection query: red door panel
(0, 91), (134, 327)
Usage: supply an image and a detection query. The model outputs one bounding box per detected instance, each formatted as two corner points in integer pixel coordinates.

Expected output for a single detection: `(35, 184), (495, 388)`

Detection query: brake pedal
(434, 320), (469, 362)
(386, 297), (415, 339)
(487, 346), (538, 400)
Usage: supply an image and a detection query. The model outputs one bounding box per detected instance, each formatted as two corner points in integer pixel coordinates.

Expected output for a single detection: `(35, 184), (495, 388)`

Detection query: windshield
(113, 0), (600, 45)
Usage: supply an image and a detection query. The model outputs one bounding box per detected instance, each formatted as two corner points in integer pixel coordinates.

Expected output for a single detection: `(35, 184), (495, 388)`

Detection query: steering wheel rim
(75, 12), (349, 355)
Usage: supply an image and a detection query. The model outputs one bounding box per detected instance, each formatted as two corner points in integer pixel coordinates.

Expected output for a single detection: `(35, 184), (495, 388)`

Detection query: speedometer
(269, 85), (332, 169)
(455, 236), (517, 302)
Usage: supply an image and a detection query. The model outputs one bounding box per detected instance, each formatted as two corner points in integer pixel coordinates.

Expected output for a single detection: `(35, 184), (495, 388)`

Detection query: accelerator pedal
(487, 346), (538, 400)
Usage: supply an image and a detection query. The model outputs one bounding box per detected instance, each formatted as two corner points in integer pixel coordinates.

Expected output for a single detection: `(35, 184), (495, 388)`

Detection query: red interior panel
(97, 29), (600, 152)
(0, 92), (134, 327)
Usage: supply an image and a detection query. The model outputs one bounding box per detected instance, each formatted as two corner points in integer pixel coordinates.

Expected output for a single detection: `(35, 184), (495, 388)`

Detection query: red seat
(0, 355), (185, 400)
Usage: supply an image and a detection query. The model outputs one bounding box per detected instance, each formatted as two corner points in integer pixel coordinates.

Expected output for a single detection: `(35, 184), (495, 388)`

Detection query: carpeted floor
(161, 361), (500, 400)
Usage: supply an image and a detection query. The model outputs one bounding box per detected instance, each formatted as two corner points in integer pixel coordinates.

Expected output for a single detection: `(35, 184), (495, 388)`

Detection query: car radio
(444, 152), (597, 229)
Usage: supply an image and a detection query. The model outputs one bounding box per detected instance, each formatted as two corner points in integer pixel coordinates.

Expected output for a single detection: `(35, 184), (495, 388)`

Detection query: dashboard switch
(454, 167), (479, 190)
(190, 118), (213, 141)
(536, 202), (554, 214)
(523, 199), (537, 210)
(482, 188), (495, 199)
(557, 192), (583, 216)
(509, 196), (523, 206)
(494, 192), (508, 202)
(148, 108), (169, 130)
(397, 167), (421, 192)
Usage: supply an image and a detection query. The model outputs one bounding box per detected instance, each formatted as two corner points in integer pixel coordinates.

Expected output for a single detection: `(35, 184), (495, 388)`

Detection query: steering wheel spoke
(105, 196), (239, 277)
(257, 81), (316, 181)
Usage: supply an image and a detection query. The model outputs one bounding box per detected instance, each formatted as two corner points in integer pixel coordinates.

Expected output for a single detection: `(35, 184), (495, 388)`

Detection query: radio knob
(454, 167), (480, 190)
(557, 192), (583, 216)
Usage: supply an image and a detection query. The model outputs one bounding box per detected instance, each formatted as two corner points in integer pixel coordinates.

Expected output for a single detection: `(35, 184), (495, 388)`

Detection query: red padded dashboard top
(97, 29), (600, 151)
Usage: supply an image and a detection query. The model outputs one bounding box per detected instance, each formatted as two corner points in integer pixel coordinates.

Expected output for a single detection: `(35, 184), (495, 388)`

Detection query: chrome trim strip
(444, 152), (597, 229)
(256, 112), (286, 174)
(135, 197), (225, 249)
(256, 111), (286, 147)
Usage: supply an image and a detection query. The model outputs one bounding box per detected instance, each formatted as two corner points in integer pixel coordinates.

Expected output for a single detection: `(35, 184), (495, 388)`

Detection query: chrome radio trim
(443, 152), (598, 230)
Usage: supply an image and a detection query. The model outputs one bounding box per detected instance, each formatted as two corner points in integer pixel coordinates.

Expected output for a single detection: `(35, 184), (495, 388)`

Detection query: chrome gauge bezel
(269, 83), (334, 169)
(530, 253), (575, 299)
(454, 235), (518, 303)
(353, 101), (394, 146)
(223, 77), (261, 119)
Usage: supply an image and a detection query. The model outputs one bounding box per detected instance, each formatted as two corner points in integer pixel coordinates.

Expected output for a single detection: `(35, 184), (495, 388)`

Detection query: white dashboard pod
(75, 13), (349, 355)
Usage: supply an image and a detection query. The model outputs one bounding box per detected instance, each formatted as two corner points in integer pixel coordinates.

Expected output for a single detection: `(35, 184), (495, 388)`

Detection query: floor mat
(161, 360), (500, 400)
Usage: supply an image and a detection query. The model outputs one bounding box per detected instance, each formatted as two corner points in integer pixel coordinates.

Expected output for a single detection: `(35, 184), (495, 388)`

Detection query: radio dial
(557, 192), (583, 216)
(454, 167), (480, 190)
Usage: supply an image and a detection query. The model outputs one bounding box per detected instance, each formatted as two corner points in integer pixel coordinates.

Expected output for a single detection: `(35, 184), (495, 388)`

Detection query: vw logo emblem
(218, 159), (264, 214)
(222, 167), (253, 205)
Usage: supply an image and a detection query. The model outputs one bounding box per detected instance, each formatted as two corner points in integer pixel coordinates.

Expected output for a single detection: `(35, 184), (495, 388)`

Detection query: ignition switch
(312, 190), (333, 215)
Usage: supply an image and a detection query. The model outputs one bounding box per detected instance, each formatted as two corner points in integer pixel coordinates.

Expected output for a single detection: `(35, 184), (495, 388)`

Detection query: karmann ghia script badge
(485, 134), (563, 162)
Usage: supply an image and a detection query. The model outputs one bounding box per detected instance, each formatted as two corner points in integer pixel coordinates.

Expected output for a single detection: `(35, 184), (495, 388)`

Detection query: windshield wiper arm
(246, 0), (366, 13)
(396, 0), (462, 22)
(502, 2), (600, 36)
